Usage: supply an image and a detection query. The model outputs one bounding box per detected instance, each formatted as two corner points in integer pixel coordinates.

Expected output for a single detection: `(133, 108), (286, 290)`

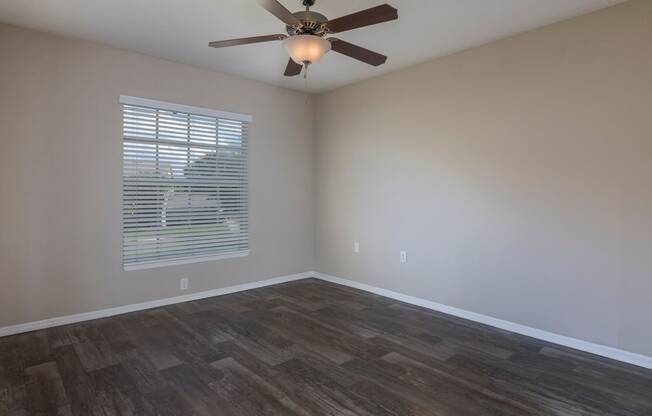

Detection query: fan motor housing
(286, 11), (328, 36)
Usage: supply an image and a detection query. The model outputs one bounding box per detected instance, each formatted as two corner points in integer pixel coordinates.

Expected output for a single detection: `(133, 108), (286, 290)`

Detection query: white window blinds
(121, 96), (251, 271)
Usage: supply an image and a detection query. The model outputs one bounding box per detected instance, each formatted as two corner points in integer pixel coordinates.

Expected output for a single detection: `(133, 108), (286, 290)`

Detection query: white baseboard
(3, 270), (650, 370)
(0, 272), (312, 338)
(312, 272), (652, 370)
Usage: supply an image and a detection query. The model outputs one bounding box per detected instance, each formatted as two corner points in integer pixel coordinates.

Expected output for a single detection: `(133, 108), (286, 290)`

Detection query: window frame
(120, 95), (252, 271)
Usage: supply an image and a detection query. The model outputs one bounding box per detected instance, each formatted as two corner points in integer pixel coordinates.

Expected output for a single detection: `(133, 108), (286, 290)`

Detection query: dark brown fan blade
(208, 34), (287, 48)
(329, 38), (387, 66)
(257, 0), (302, 26)
(325, 4), (398, 34)
(284, 58), (303, 76)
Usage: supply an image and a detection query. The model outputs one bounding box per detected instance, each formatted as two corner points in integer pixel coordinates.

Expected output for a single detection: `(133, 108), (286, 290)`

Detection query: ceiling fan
(208, 0), (398, 77)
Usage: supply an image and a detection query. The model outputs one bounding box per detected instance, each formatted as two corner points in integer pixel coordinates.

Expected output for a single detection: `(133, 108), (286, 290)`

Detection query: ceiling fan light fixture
(284, 35), (331, 65)
(208, 1), (398, 78)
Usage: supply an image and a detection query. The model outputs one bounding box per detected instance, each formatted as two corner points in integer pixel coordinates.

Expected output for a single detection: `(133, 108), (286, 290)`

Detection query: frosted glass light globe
(284, 35), (331, 65)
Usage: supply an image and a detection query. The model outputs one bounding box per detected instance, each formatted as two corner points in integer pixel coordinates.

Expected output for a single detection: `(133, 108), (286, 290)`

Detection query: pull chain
(304, 65), (310, 105)
(301, 60), (310, 101)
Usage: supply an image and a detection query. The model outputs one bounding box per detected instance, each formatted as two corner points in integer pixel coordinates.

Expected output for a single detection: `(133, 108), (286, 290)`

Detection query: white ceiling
(0, 0), (626, 93)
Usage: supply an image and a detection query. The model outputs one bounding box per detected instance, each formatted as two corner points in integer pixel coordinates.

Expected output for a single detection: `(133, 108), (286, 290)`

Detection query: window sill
(124, 250), (250, 272)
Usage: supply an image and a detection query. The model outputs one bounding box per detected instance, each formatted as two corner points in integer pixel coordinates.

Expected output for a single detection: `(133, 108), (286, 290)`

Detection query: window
(121, 96), (251, 271)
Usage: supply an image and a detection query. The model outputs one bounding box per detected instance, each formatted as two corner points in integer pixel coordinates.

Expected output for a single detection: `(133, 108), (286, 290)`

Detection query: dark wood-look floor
(1, 279), (651, 415)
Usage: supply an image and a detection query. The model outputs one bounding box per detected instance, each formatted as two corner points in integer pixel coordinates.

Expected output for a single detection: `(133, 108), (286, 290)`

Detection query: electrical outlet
(400, 251), (407, 264)
(180, 277), (189, 291)
(354, 241), (360, 253)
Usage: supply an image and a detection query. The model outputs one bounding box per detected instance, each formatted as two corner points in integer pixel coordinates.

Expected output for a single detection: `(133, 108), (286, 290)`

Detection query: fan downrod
(302, 0), (315, 10)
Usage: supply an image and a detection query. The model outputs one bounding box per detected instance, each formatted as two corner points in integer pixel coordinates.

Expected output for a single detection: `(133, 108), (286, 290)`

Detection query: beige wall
(314, 0), (652, 357)
(0, 23), (315, 327)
